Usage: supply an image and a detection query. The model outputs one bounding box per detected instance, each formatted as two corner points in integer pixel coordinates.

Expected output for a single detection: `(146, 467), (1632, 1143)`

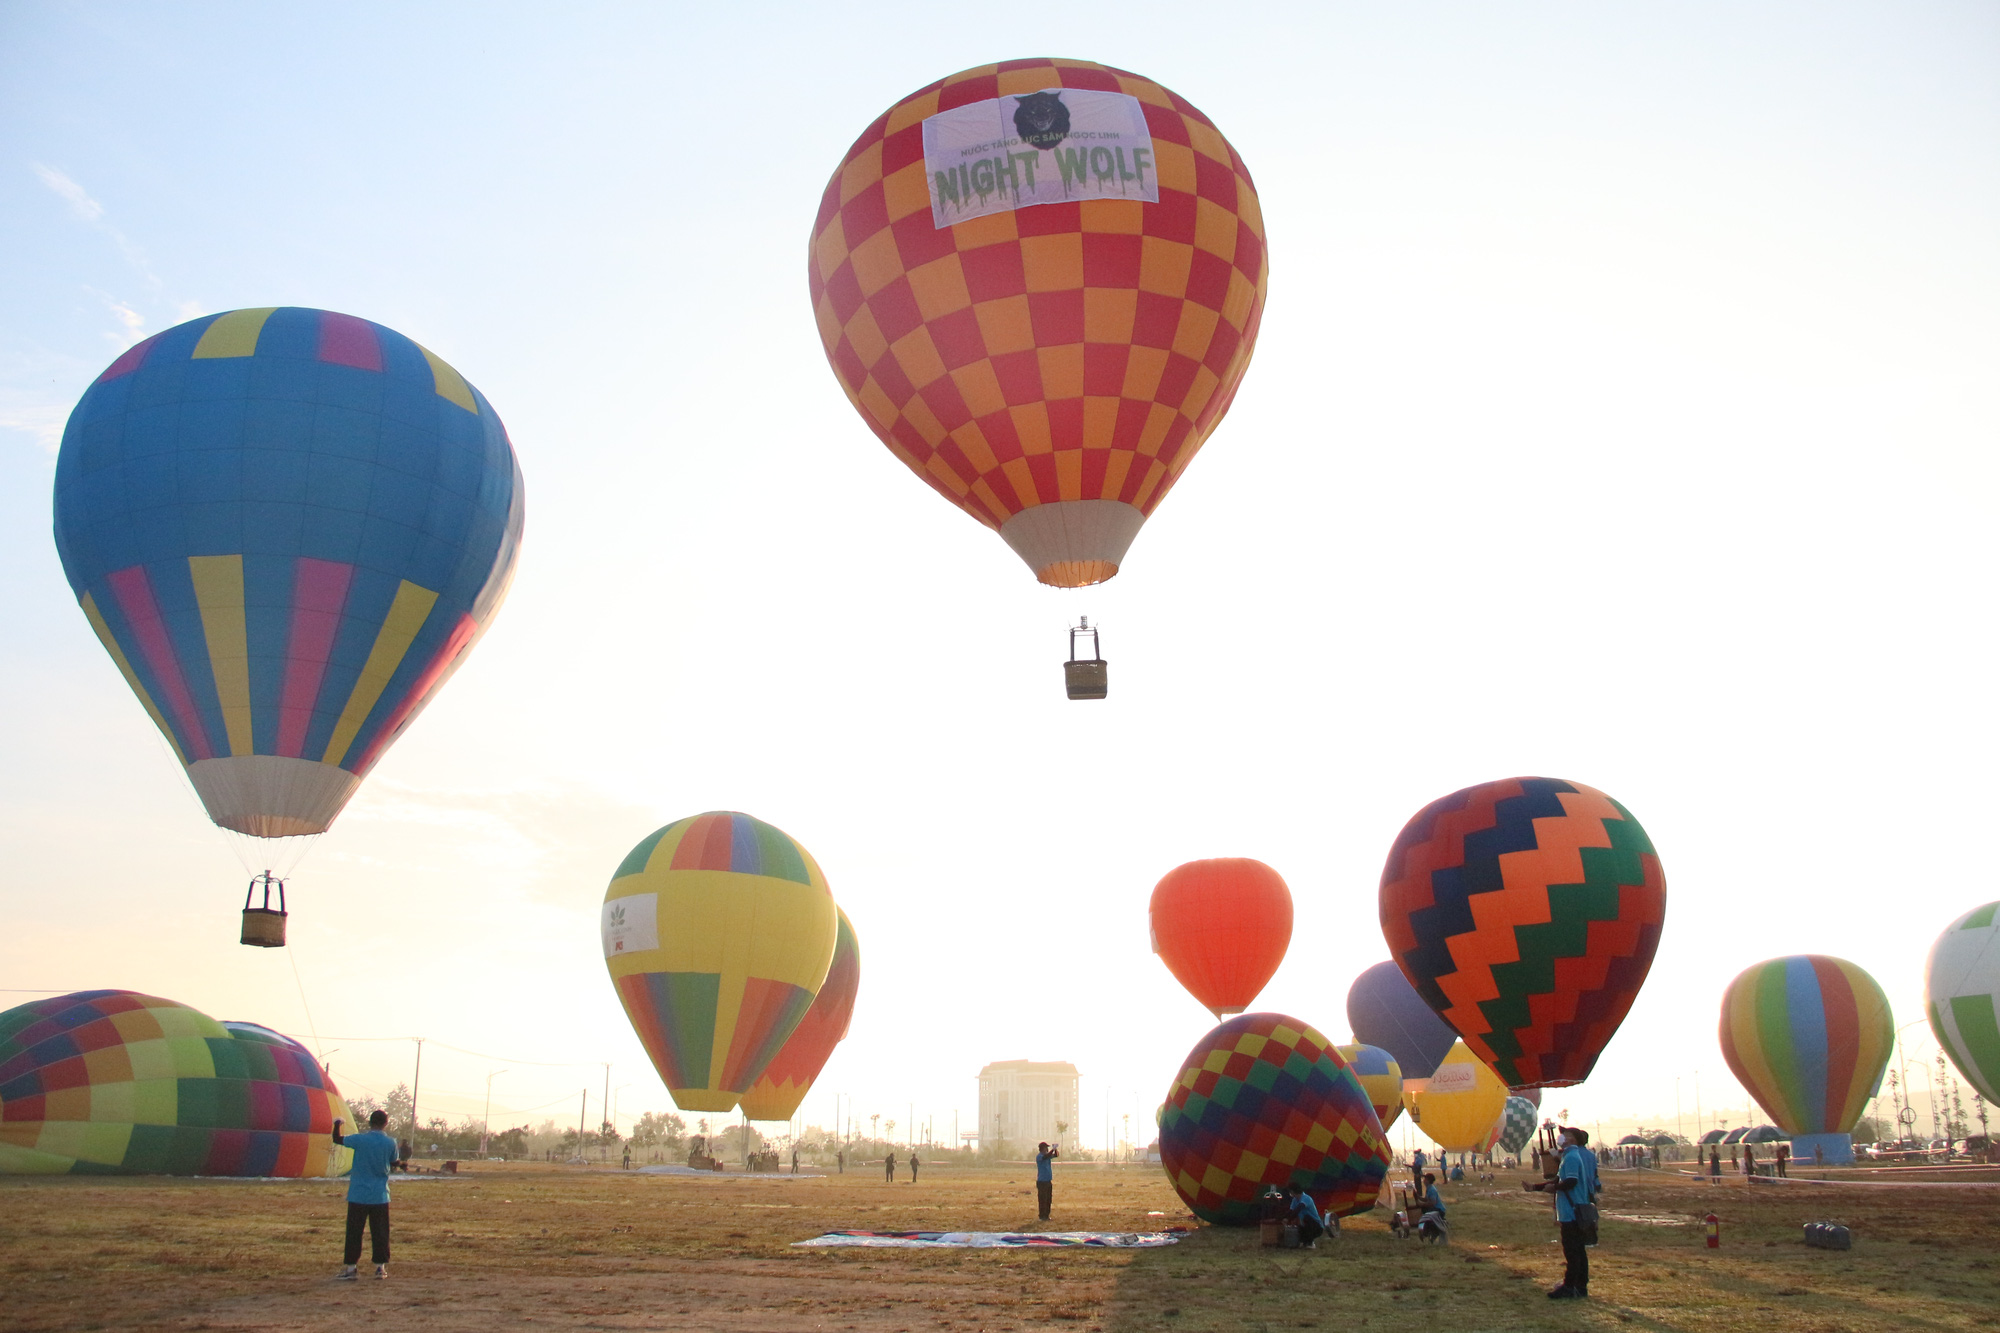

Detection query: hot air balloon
(1346, 961), (1456, 1081)
(1497, 1096), (1538, 1156)
(1150, 859), (1292, 1018)
(1335, 1043), (1404, 1131)
(53, 308), (524, 945)
(1927, 901), (2000, 1102)
(1405, 1041), (1510, 1154)
(0, 990), (351, 1176)
(739, 907), (861, 1122)
(1379, 777), (1667, 1088)
(808, 59), (1268, 589)
(1158, 1014), (1389, 1224)
(602, 812), (838, 1114)
(1510, 1085), (1543, 1111)
(1719, 955), (1892, 1166)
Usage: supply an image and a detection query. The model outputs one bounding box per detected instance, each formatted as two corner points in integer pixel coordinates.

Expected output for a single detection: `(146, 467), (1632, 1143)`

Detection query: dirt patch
(4, 1163), (1999, 1331)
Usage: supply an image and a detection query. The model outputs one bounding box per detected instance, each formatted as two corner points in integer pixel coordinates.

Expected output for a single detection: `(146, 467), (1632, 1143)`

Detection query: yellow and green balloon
(602, 813), (838, 1114)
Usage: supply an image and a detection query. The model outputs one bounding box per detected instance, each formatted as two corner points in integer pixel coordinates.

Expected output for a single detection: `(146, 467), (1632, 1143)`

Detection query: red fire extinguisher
(1704, 1212), (1720, 1248)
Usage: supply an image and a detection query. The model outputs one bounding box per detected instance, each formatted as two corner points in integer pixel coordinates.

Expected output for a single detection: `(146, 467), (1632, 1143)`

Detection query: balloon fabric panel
(0, 991), (349, 1176)
(602, 813), (838, 1114)
(1378, 777), (1667, 1088)
(1334, 1043), (1403, 1131)
(53, 308), (524, 838)
(1344, 960), (1457, 1080)
(1158, 1014), (1389, 1226)
(808, 59), (1268, 587)
(1926, 901), (2000, 1102)
(1718, 955), (1892, 1136)
(741, 908), (861, 1121)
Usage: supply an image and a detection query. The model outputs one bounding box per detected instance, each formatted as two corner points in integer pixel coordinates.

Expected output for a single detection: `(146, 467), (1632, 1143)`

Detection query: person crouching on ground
(332, 1110), (398, 1280)
(1285, 1186), (1324, 1248)
(1035, 1141), (1059, 1220)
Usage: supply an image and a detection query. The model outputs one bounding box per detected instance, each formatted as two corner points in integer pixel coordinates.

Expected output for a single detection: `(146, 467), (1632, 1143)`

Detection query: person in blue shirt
(1422, 1172), (1446, 1218)
(1537, 1126), (1600, 1300)
(332, 1109), (399, 1279)
(1284, 1186), (1325, 1247)
(1035, 1141), (1059, 1220)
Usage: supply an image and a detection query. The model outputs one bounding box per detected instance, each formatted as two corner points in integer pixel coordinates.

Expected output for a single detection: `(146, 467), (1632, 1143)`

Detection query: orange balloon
(1149, 859), (1292, 1018)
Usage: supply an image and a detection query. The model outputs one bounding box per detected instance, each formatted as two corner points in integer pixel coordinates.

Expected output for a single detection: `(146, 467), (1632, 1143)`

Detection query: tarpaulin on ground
(794, 1230), (1187, 1249)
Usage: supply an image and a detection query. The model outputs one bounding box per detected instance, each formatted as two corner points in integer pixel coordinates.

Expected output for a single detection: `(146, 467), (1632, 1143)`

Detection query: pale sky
(3, 2), (1997, 1151)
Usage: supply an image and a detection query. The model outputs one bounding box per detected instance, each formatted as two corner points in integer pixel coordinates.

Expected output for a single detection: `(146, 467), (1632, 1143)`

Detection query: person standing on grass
(1035, 1141), (1059, 1220)
(1526, 1126), (1599, 1300)
(332, 1110), (398, 1280)
(884, 1149), (896, 1182)
(909, 1150), (920, 1183)
(837, 1148), (845, 1174)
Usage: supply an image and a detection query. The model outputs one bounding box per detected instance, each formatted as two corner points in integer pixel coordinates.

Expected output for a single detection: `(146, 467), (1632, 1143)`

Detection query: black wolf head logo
(1012, 92), (1071, 150)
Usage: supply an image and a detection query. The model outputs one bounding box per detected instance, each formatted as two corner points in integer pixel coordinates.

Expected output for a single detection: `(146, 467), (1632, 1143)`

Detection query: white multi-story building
(978, 1060), (1080, 1154)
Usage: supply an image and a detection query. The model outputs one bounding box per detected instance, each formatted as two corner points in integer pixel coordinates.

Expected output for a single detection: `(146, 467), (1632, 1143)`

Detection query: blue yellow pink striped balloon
(1926, 902), (2000, 1102)
(53, 308), (524, 839)
(0, 991), (351, 1176)
(1335, 1042), (1403, 1131)
(1719, 955), (1891, 1166)
(602, 813), (839, 1114)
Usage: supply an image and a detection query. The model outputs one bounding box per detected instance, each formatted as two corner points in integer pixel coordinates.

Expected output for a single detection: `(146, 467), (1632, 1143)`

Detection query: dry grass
(3, 1161), (1997, 1331)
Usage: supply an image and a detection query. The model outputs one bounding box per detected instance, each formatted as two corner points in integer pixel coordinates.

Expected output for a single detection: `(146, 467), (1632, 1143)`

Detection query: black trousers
(1036, 1180), (1052, 1219)
(1297, 1215), (1323, 1245)
(1559, 1220), (1588, 1293)
(345, 1203), (390, 1265)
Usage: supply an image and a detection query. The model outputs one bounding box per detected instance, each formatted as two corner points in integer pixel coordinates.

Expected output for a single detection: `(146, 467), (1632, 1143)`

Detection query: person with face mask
(1524, 1126), (1600, 1299)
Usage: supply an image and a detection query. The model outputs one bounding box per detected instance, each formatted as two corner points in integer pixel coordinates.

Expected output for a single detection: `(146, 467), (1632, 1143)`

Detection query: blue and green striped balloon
(1927, 902), (2000, 1103)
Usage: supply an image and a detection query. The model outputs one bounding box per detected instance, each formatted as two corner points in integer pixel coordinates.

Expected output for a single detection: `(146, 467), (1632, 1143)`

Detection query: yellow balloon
(1406, 1041), (1509, 1153)
(1336, 1043), (1404, 1132)
(602, 812), (838, 1114)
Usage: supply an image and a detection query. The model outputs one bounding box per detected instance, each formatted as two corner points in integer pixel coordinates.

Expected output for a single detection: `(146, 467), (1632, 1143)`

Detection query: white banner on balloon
(923, 88), (1159, 228)
(601, 893), (658, 958)
(1426, 1063), (1479, 1093)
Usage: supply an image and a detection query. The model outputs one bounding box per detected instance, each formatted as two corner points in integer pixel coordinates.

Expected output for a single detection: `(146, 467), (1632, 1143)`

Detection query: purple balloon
(1346, 961), (1457, 1079)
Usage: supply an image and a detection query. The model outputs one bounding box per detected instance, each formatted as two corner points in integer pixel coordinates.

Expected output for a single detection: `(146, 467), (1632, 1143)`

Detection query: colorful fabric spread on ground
(795, 1230), (1186, 1248)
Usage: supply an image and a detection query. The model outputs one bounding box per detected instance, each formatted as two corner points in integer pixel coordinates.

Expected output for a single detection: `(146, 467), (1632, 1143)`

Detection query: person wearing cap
(1525, 1126), (1599, 1299)
(331, 1109), (398, 1280)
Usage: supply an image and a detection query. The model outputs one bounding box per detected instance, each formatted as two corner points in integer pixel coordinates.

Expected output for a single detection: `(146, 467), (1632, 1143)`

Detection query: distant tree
(1851, 1117), (1880, 1144)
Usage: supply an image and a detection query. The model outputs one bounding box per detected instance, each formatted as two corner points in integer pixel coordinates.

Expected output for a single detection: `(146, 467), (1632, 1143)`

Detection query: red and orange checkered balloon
(808, 59), (1269, 587)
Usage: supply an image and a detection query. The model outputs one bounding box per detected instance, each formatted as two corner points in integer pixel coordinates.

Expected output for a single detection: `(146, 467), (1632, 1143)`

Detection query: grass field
(4, 1160), (1998, 1332)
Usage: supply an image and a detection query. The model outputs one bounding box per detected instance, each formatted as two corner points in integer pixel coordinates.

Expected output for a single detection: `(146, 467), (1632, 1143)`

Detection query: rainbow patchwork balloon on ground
(0, 991), (350, 1176)
(1159, 1014), (1390, 1225)
(1335, 1042), (1403, 1131)
(1927, 901), (2000, 1102)
(1719, 955), (1891, 1166)
(603, 812), (839, 1114)
(1498, 1095), (1538, 1156)
(1379, 776), (1667, 1088)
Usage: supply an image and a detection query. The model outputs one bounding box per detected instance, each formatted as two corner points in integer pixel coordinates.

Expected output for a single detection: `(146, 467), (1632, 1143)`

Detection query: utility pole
(482, 1069), (509, 1157)
(602, 1063), (613, 1158)
(577, 1089), (588, 1162)
(409, 1037), (424, 1146)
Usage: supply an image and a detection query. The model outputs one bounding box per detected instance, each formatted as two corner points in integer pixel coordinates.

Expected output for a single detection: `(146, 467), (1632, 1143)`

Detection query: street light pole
(409, 1037), (424, 1148)
(482, 1068), (509, 1157)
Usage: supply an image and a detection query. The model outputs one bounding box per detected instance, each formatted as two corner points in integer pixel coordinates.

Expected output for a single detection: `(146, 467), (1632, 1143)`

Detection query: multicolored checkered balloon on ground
(0, 991), (350, 1176)
(808, 58), (1268, 587)
(1160, 1014), (1389, 1225)
(1927, 902), (2000, 1103)
(1379, 777), (1667, 1088)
